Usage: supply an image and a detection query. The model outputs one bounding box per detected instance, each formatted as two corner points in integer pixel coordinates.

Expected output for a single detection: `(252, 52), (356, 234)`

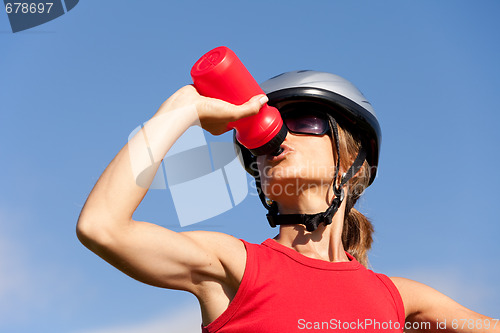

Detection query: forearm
(76, 85), (264, 240)
(77, 103), (199, 231)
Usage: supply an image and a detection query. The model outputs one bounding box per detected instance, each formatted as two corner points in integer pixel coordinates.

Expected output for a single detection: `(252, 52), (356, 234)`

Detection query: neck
(273, 196), (349, 263)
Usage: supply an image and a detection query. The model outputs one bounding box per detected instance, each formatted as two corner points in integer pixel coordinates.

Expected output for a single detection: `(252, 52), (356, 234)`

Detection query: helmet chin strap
(257, 115), (367, 232)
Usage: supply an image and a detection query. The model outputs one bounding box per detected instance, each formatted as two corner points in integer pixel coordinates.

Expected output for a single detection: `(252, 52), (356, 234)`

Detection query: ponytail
(342, 207), (373, 268)
(337, 126), (374, 268)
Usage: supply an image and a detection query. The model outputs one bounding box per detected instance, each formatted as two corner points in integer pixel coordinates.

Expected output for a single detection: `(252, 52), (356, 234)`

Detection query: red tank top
(202, 239), (405, 333)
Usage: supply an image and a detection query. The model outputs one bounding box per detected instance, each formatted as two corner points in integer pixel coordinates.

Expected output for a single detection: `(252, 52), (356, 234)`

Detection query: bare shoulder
(180, 230), (247, 257)
(389, 276), (423, 294)
(389, 277), (428, 318)
(181, 231), (247, 282)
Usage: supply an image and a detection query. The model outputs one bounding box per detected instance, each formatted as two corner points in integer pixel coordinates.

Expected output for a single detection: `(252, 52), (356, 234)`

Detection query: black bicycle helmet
(234, 70), (381, 231)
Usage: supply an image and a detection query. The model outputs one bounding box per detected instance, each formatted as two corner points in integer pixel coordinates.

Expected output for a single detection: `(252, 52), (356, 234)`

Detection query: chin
(261, 177), (323, 203)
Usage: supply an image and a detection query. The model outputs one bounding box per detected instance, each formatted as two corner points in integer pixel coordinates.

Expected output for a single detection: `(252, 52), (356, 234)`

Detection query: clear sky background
(1, 1), (499, 332)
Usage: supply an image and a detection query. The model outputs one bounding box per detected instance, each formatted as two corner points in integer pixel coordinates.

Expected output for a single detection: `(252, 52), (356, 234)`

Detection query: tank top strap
(375, 273), (406, 328)
(202, 239), (258, 333)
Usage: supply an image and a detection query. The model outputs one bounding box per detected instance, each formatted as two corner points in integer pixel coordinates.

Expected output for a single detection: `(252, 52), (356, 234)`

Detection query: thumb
(237, 94), (269, 118)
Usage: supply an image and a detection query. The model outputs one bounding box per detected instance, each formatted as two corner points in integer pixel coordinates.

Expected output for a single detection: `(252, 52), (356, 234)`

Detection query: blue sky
(1, 1), (499, 332)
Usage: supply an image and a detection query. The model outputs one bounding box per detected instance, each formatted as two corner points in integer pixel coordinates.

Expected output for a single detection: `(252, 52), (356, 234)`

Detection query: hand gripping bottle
(191, 46), (287, 156)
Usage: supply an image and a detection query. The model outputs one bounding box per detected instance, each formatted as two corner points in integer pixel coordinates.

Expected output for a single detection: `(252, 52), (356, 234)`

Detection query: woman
(77, 71), (498, 332)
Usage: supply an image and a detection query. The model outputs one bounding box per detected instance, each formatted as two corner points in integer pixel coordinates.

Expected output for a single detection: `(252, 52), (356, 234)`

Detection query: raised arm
(76, 85), (266, 294)
(391, 276), (499, 333)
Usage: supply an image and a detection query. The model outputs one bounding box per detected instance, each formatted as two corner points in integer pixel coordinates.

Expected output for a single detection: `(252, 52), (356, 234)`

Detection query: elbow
(76, 216), (101, 249)
(76, 206), (131, 253)
(76, 214), (115, 251)
(76, 217), (93, 246)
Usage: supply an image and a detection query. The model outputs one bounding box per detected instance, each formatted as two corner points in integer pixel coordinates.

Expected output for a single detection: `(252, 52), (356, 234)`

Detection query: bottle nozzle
(271, 147), (284, 156)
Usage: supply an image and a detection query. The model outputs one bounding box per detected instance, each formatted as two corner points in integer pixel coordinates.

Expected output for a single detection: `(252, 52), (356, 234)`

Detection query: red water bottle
(191, 46), (287, 156)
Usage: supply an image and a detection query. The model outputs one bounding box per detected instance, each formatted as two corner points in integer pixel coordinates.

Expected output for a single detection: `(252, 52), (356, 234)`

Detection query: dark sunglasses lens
(284, 114), (328, 135)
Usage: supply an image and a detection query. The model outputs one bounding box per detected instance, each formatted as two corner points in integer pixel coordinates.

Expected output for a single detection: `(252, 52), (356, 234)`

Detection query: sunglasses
(282, 111), (330, 135)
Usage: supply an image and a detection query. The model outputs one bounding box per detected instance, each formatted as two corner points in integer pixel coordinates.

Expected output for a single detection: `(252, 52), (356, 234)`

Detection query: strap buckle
(267, 214), (277, 228)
